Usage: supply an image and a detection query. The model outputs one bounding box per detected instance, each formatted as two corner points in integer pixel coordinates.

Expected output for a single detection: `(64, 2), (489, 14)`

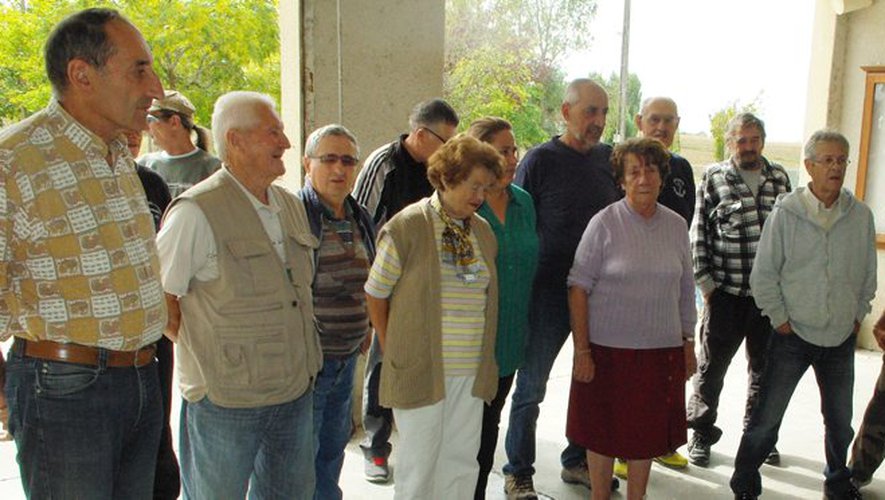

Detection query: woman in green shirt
(469, 117), (540, 499)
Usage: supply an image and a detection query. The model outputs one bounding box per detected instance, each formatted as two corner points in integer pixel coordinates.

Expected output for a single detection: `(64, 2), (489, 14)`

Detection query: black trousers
(475, 374), (515, 500)
(686, 289), (771, 439)
(153, 336), (181, 499)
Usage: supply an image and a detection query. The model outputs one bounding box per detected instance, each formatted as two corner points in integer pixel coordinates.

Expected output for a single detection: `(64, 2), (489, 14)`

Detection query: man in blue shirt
(503, 79), (621, 500)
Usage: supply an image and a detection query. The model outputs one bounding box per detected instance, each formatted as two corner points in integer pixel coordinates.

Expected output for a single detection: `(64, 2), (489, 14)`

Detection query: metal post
(617, 0), (631, 143)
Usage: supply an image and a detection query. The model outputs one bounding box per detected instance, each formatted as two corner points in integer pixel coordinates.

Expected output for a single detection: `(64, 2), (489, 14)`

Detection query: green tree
(709, 99), (759, 161)
(589, 71), (642, 144)
(446, 47), (548, 146)
(0, 0), (280, 127)
(444, 0), (598, 148)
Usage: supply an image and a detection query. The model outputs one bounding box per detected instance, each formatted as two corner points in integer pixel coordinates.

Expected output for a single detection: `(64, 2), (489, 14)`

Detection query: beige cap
(148, 90), (195, 116)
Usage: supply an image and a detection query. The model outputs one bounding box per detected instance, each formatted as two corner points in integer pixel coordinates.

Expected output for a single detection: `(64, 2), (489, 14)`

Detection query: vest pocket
(226, 239), (279, 296)
(214, 325), (294, 389)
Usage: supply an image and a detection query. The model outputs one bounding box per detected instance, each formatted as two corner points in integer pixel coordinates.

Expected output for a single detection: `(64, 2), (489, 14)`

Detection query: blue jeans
(313, 354), (358, 500)
(730, 332), (856, 497)
(504, 286), (585, 477)
(5, 345), (163, 499)
(180, 390), (315, 500)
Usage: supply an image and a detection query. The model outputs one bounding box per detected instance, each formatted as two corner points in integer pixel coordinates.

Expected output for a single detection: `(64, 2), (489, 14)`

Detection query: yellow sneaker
(613, 459), (628, 480)
(654, 451), (689, 469)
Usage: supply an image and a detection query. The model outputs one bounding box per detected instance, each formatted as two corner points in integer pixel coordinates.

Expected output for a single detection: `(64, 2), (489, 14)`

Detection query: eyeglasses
(421, 127), (448, 144)
(146, 114), (161, 124)
(812, 157), (850, 168)
(310, 154), (359, 167)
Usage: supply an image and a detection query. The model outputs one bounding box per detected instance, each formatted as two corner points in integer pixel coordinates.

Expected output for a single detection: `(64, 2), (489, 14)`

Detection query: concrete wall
(278, 0), (446, 191)
(279, 0), (303, 191)
(805, 0), (885, 350)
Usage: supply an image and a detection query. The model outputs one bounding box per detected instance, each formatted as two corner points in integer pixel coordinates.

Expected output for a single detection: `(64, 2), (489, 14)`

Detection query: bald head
(635, 96), (680, 148)
(560, 79), (608, 152)
(563, 78), (606, 106)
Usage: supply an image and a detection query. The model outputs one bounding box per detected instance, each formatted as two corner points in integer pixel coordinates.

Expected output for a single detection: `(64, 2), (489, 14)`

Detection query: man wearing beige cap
(140, 89), (221, 197)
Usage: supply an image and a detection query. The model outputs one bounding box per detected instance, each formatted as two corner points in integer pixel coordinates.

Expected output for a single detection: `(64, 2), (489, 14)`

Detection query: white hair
(211, 91), (277, 162)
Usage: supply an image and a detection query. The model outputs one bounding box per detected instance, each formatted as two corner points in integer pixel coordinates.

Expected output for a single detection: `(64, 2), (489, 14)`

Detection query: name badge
(458, 262), (482, 283)
(459, 272), (478, 283)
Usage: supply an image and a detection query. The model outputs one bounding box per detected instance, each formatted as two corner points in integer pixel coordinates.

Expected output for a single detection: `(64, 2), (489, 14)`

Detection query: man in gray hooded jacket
(730, 130), (876, 500)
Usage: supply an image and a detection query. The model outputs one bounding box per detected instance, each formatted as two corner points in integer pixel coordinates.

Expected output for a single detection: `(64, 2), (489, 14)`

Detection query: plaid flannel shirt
(691, 157), (791, 297)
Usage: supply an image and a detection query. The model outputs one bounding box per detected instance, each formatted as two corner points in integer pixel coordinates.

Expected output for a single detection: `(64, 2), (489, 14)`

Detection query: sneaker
(613, 459), (628, 480)
(561, 464), (591, 488)
(364, 455), (390, 483)
(560, 464), (620, 491)
(504, 474), (538, 500)
(654, 451), (689, 469)
(688, 428), (722, 467)
(764, 446), (780, 466)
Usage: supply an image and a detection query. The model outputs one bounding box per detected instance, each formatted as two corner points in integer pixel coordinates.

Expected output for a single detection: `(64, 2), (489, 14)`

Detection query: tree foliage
(708, 99), (759, 161)
(0, 0), (280, 127)
(588, 71), (642, 144)
(444, 0), (597, 148)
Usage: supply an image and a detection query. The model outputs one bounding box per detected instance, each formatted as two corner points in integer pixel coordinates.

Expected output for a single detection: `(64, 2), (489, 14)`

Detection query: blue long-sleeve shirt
(514, 136), (620, 291)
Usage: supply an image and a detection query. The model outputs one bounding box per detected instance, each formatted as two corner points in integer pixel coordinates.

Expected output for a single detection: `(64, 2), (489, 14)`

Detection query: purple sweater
(567, 199), (696, 349)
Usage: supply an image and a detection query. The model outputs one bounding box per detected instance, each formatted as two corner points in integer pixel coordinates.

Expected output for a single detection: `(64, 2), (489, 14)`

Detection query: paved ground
(1, 340), (883, 499)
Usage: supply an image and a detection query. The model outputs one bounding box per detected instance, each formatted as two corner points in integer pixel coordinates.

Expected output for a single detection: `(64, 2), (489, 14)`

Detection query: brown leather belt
(13, 338), (156, 368)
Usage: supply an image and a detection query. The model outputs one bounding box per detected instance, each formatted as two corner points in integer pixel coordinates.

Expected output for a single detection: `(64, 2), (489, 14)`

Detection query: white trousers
(393, 376), (483, 500)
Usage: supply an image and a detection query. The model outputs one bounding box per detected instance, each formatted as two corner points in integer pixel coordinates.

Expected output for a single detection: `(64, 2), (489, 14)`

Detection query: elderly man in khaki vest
(157, 91), (321, 500)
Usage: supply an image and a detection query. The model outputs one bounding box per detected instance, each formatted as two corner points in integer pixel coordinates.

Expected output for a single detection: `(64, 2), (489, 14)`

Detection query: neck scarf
(430, 192), (476, 267)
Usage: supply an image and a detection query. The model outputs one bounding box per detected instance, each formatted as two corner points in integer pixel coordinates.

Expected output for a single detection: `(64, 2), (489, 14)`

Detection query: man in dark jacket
(300, 124), (376, 500)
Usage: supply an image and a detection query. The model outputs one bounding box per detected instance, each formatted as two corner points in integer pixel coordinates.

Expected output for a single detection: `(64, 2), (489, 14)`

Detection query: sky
(563, 0), (815, 143)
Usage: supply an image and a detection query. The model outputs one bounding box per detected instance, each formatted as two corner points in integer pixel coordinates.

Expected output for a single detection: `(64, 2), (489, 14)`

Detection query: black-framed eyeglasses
(421, 127), (448, 144)
(310, 153), (360, 167)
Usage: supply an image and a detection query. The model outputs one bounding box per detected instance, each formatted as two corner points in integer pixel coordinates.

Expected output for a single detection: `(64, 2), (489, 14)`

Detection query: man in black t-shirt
(125, 130), (178, 500)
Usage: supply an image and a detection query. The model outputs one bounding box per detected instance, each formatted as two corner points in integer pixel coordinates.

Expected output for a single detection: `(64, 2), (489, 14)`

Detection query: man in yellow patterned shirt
(0, 8), (167, 498)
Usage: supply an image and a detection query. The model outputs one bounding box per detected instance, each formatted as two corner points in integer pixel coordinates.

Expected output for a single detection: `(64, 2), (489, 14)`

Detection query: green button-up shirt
(477, 184), (539, 376)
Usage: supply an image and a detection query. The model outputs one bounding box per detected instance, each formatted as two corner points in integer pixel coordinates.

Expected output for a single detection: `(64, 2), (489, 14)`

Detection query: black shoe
(824, 484), (864, 500)
(734, 493), (757, 500)
(764, 446), (780, 466)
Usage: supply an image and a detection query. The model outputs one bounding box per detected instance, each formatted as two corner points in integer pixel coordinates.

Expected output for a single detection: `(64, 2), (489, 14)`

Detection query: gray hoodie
(749, 186), (877, 347)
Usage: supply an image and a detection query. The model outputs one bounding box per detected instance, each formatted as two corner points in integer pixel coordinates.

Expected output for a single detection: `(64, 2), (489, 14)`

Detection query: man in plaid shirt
(686, 113), (792, 467)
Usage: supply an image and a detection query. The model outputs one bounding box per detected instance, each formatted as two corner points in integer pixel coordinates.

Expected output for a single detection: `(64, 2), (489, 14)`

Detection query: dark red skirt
(566, 343), (687, 459)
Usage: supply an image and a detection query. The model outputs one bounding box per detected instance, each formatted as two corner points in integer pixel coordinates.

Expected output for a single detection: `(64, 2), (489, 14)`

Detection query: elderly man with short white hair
(730, 130), (876, 500)
(157, 91), (321, 499)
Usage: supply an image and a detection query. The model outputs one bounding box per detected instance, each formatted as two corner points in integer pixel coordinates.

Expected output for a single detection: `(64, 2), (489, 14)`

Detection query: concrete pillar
(278, 0), (446, 191)
(277, 0), (448, 420)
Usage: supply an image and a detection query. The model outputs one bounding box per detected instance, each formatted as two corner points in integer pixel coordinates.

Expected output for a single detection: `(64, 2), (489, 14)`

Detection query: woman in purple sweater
(566, 138), (697, 500)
